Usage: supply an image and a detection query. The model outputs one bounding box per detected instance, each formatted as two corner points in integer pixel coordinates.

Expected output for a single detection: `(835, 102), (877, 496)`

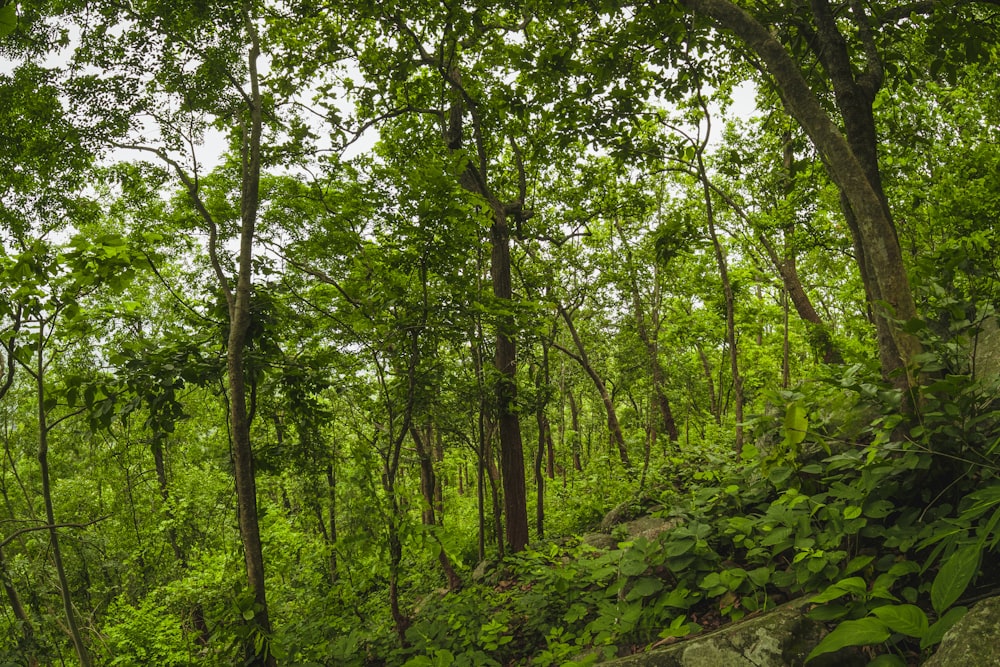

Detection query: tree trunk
(556, 305), (632, 470)
(36, 331), (91, 667)
(326, 463), (338, 585)
(410, 425), (461, 591)
(490, 213), (530, 553)
(441, 64), (529, 553)
(214, 25), (275, 665)
(567, 389), (583, 471)
(614, 222), (680, 441)
(678, 0), (920, 396)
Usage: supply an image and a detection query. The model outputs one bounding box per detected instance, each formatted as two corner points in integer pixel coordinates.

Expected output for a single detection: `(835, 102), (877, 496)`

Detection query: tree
(648, 0), (922, 393)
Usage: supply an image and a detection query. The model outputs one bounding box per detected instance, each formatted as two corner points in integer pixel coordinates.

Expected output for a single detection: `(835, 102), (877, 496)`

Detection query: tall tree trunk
(219, 27), (274, 663)
(556, 305), (632, 470)
(36, 330), (91, 667)
(614, 221), (680, 441)
(326, 463), (338, 585)
(490, 213), (530, 552)
(567, 389), (583, 471)
(411, 425), (461, 591)
(677, 0), (920, 397)
(441, 64), (530, 553)
(532, 358), (550, 539)
(697, 149), (744, 452)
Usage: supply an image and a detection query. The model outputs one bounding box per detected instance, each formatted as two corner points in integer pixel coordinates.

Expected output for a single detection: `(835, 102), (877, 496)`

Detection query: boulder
(601, 500), (642, 532)
(581, 533), (620, 550)
(622, 516), (679, 542)
(925, 596), (1000, 666)
(601, 598), (864, 667)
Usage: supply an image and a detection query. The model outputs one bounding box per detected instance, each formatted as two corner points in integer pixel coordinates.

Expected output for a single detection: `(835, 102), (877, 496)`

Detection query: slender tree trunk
(152, 437), (210, 644)
(567, 389), (583, 472)
(697, 150), (744, 452)
(411, 425), (461, 591)
(223, 35), (275, 661)
(326, 463), (338, 585)
(36, 332), (91, 667)
(678, 0), (920, 396)
(556, 305), (632, 469)
(614, 221), (680, 441)
(532, 359), (548, 539)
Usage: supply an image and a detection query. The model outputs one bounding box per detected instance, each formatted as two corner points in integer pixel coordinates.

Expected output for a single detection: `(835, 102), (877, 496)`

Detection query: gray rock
(974, 316), (1000, 384)
(601, 500), (642, 532)
(622, 516), (680, 542)
(582, 533), (620, 550)
(471, 559), (493, 582)
(925, 596), (1000, 666)
(601, 598), (864, 667)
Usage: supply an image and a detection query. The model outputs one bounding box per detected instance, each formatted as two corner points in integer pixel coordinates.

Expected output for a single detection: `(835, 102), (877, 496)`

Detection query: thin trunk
(471, 328), (488, 561)
(36, 333), (91, 667)
(411, 425), (461, 591)
(614, 221), (680, 441)
(693, 341), (721, 425)
(698, 149), (744, 452)
(567, 390), (583, 472)
(152, 438), (210, 644)
(0, 546), (35, 663)
(783, 288), (791, 388)
(556, 306), (632, 470)
(326, 463), (338, 585)
(533, 362), (546, 540)
(225, 51), (274, 664)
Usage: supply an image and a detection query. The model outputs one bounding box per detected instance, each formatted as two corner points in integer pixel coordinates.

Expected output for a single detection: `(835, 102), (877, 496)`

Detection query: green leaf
(844, 555), (874, 575)
(626, 577), (664, 600)
(242, 608), (255, 621)
(920, 606), (967, 650)
(805, 618), (890, 663)
(0, 5), (16, 37)
(810, 576), (867, 603)
(844, 506), (862, 520)
(783, 402), (808, 447)
(870, 604), (929, 638)
(931, 545), (980, 615)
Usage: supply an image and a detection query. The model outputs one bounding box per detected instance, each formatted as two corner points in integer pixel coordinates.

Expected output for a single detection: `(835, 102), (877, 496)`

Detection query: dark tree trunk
(411, 425), (461, 591)
(35, 332), (91, 667)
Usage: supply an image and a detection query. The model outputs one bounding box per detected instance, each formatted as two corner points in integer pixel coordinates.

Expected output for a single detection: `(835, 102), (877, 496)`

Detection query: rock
(974, 316), (1000, 384)
(601, 500), (642, 532)
(601, 598), (864, 667)
(471, 559), (494, 582)
(925, 596), (1000, 666)
(622, 516), (680, 542)
(581, 533), (620, 550)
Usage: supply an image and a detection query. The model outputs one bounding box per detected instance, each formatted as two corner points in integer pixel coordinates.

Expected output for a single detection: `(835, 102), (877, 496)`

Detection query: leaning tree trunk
(678, 0), (920, 397)
(556, 305), (632, 470)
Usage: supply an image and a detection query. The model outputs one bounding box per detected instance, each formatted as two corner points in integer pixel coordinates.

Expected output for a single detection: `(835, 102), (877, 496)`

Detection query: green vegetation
(0, 0), (999, 665)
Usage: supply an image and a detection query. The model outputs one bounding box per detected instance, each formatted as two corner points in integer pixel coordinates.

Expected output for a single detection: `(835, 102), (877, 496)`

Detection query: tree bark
(220, 23), (274, 665)
(556, 305), (632, 470)
(677, 0), (920, 396)
(410, 425), (462, 591)
(36, 329), (91, 667)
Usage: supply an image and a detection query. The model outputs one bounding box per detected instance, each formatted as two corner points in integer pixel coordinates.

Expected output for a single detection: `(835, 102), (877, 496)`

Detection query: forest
(0, 0), (999, 665)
